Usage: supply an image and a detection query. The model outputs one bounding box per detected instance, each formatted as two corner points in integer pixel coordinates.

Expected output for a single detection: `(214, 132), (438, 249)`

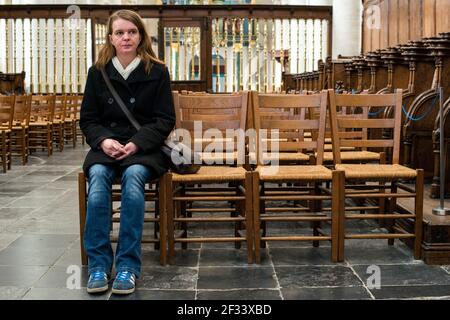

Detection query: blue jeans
(84, 164), (151, 278)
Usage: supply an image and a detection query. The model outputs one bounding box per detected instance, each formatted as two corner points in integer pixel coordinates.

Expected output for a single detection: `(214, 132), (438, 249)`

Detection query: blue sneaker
(87, 271), (109, 293)
(112, 271), (136, 295)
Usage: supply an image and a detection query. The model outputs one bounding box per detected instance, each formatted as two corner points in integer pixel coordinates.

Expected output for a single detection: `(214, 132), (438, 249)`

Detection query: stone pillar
(332, 0), (362, 58)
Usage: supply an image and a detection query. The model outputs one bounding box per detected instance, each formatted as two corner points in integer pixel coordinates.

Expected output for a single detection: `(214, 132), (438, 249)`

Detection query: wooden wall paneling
(380, 0), (389, 50)
(363, 5), (372, 53)
(398, 0), (410, 44)
(388, 0), (399, 47)
(436, 0), (450, 34)
(410, 0), (423, 41)
(423, 0), (436, 37)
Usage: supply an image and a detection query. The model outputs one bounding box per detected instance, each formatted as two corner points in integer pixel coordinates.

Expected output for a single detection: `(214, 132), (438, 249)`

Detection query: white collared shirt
(112, 56), (141, 80)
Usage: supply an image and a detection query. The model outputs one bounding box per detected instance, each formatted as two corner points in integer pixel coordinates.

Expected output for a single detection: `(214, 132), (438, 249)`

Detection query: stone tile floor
(0, 144), (449, 300)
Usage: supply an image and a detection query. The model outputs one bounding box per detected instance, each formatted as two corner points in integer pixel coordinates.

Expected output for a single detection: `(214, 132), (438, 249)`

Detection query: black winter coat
(80, 60), (176, 177)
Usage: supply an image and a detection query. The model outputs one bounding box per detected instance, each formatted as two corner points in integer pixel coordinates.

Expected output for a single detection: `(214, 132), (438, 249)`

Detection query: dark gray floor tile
(142, 249), (199, 267)
(276, 265), (363, 288)
(0, 208), (33, 220)
(0, 245), (66, 266)
(200, 248), (265, 266)
(0, 266), (49, 287)
(0, 196), (23, 206)
(8, 234), (78, 249)
(34, 265), (90, 288)
(197, 289), (281, 300)
(197, 267), (276, 290)
(281, 286), (372, 300)
(0, 183), (42, 194)
(26, 170), (68, 177)
(54, 247), (83, 267)
(352, 264), (450, 286)
(26, 188), (69, 197)
(6, 196), (56, 208)
(55, 175), (79, 182)
(0, 286), (30, 299)
(110, 289), (195, 300)
(442, 266), (450, 275)
(270, 247), (339, 266)
(22, 287), (108, 300)
(369, 285), (450, 299)
(139, 266), (197, 290)
(344, 244), (417, 265)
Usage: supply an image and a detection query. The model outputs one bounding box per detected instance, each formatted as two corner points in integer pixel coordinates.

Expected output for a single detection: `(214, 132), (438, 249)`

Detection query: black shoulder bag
(100, 68), (201, 174)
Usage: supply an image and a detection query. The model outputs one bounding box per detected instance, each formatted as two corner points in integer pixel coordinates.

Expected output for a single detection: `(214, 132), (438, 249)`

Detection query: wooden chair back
(172, 91), (248, 153)
(252, 91), (328, 165)
(0, 95), (15, 129)
(328, 89), (403, 164)
(30, 94), (56, 122)
(54, 95), (67, 122)
(12, 94), (31, 126)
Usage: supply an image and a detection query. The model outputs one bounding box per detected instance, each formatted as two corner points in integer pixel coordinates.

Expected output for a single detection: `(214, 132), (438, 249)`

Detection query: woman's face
(109, 18), (141, 57)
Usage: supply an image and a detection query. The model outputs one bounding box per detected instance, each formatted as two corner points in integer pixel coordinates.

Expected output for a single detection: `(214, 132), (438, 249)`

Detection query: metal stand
(432, 87), (450, 216)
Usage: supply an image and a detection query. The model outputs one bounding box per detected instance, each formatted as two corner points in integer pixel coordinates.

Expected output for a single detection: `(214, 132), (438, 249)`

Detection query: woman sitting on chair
(80, 9), (175, 295)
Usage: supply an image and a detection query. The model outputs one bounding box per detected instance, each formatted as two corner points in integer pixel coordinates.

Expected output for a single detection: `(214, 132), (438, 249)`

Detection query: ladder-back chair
(29, 94), (55, 156)
(78, 172), (167, 266)
(164, 91), (253, 264)
(0, 95), (15, 172)
(328, 89), (423, 260)
(252, 91), (344, 263)
(11, 94), (31, 165)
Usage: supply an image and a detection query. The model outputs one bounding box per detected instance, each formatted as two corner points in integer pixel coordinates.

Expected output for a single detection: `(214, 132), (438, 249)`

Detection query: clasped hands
(100, 138), (139, 160)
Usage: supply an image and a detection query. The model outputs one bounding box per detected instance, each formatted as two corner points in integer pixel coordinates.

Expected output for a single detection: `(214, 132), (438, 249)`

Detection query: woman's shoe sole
(87, 285), (108, 294)
(111, 287), (135, 295)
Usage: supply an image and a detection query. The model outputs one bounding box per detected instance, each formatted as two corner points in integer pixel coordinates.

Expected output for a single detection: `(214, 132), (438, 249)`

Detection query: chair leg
(414, 169), (424, 260)
(78, 172), (88, 266)
(158, 175), (167, 266)
(2, 132), (7, 173)
(311, 182), (320, 248)
(338, 176), (347, 262)
(245, 172), (254, 264)
(252, 172), (261, 263)
(332, 170), (345, 262)
(165, 173), (175, 265)
(7, 133), (12, 170)
(387, 182), (397, 246)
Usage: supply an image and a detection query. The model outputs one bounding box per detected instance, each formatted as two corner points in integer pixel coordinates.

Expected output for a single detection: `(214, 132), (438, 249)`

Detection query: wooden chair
(64, 94), (83, 147)
(75, 94), (85, 146)
(29, 94), (55, 156)
(78, 172), (167, 266)
(248, 92), (312, 166)
(0, 95), (15, 172)
(53, 95), (66, 152)
(11, 94), (31, 165)
(308, 99), (384, 165)
(328, 89), (424, 260)
(164, 91), (254, 264)
(252, 91), (344, 263)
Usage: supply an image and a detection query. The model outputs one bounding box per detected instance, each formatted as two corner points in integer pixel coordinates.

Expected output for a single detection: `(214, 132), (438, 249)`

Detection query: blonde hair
(95, 10), (163, 73)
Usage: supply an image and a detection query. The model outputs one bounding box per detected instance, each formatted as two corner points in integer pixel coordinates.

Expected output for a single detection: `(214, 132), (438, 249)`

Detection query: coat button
(110, 122), (117, 128)
(130, 97), (136, 104)
(108, 98), (114, 104)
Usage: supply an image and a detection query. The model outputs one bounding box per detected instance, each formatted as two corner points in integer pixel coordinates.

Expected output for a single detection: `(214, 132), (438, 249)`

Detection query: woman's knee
(88, 164), (115, 189)
(122, 165), (151, 184)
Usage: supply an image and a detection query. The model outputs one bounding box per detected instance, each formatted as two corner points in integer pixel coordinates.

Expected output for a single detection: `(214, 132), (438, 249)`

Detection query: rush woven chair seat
(165, 91), (253, 264)
(252, 91), (343, 263)
(328, 89), (423, 261)
(78, 172), (167, 266)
